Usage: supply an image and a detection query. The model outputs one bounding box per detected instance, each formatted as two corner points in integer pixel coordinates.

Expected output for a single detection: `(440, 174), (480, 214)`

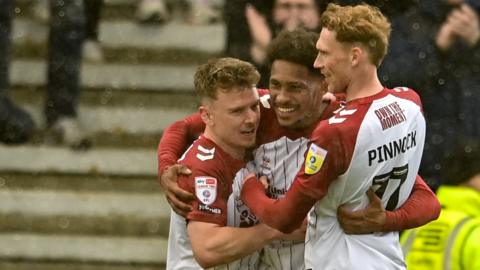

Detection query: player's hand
(245, 3), (272, 63)
(436, 20), (456, 51)
(243, 173), (268, 191)
(322, 91), (336, 103)
(258, 175), (269, 190)
(160, 164), (195, 217)
(448, 4), (480, 46)
(337, 189), (386, 234)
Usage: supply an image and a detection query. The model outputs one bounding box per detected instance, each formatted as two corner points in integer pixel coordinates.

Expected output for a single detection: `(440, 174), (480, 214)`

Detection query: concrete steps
(0, 233), (167, 264)
(0, 144), (156, 175)
(0, 0), (220, 268)
(12, 18), (225, 61)
(11, 59), (197, 92)
(22, 102), (191, 134)
(0, 261), (163, 270)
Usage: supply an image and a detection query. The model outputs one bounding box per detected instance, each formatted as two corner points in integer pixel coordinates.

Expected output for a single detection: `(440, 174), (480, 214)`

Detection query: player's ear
(199, 106), (213, 125)
(351, 46), (362, 67)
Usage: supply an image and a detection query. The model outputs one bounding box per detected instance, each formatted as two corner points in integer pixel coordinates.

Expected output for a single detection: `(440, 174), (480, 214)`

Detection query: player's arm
(382, 175), (440, 231)
(241, 125), (342, 233)
(157, 113), (205, 216)
(157, 112), (205, 174)
(187, 221), (281, 268)
(338, 175), (441, 234)
(241, 174), (319, 233)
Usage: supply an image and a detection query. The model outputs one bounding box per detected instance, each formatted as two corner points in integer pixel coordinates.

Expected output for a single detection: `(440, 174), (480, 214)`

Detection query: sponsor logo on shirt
(304, 143), (327, 175)
(195, 176), (217, 205)
(198, 204), (222, 214)
(267, 186), (287, 199)
(374, 101), (406, 131)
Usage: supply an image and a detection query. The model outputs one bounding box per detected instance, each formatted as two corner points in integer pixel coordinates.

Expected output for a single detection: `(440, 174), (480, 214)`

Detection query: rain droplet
(59, 217), (70, 229)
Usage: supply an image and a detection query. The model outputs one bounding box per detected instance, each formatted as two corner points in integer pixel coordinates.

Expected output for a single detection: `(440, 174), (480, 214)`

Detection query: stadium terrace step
(0, 145), (156, 176)
(10, 87), (198, 111)
(16, 0), (224, 23)
(0, 189), (168, 221)
(14, 45), (219, 65)
(0, 233), (167, 265)
(21, 104), (193, 134)
(12, 18), (225, 56)
(0, 1), (219, 268)
(10, 59), (197, 92)
(0, 261), (164, 270)
(0, 173), (159, 193)
(0, 188), (170, 236)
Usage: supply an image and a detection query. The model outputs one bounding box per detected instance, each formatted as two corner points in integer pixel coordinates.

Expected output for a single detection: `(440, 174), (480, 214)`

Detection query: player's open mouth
(277, 107), (296, 113)
(241, 129), (255, 135)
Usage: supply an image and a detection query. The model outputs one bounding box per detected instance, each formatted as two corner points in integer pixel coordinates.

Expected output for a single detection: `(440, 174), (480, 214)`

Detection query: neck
(203, 128), (245, 160)
(345, 66), (383, 102)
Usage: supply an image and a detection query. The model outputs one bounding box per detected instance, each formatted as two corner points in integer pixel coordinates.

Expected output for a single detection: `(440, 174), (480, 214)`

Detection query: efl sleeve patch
(195, 176), (217, 205)
(304, 143), (328, 175)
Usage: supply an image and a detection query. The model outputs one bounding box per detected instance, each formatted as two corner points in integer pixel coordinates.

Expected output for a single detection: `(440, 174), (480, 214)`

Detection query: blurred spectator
(187, 0), (222, 24)
(401, 141), (480, 270)
(0, 0), (90, 147)
(0, 0), (35, 144)
(83, 0), (104, 63)
(224, 0), (325, 87)
(136, 0), (170, 24)
(410, 0), (480, 189)
(34, 0), (105, 63)
(136, 0), (221, 25)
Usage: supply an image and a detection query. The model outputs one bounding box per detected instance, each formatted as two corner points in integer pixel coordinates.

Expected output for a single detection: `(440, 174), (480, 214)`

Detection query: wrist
(158, 161), (175, 175)
(260, 223), (282, 242)
(469, 32), (480, 47)
(382, 211), (397, 232)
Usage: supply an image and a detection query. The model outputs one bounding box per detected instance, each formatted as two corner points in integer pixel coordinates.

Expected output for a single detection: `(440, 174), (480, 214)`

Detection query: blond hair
(194, 57), (260, 101)
(320, 3), (391, 66)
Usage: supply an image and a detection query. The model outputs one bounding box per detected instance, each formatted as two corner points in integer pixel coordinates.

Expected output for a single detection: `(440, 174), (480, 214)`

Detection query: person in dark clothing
(223, 0), (324, 87)
(421, 0), (480, 189)
(0, 0), (36, 144)
(0, 0), (89, 147)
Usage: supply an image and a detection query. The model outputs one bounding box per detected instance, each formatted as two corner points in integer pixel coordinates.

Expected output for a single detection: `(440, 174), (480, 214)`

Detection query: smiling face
(313, 28), (352, 94)
(201, 86), (260, 156)
(269, 59), (326, 129)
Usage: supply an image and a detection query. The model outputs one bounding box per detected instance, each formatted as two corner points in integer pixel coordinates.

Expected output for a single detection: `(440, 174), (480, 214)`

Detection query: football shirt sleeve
(157, 113), (205, 175)
(383, 175), (441, 231)
(180, 170), (229, 226)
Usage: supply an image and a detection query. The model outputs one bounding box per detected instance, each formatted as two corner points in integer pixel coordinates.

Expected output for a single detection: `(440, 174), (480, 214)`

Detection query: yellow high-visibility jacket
(400, 186), (480, 270)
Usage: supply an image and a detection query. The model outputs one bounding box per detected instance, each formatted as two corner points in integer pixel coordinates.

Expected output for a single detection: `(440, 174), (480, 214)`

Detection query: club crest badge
(195, 176), (217, 205)
(304, 143), (328, 175)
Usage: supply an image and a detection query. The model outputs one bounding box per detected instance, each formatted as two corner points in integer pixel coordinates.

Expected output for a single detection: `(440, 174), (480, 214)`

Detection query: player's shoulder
(324, 103), (361, 128)
(386, 86), (422, 106)
(179, 136), (222, 168)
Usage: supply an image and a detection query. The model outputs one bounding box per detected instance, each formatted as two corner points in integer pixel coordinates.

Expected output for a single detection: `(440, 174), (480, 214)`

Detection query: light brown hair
(194, 57), (260, 102)
(320, 3), (391, 67)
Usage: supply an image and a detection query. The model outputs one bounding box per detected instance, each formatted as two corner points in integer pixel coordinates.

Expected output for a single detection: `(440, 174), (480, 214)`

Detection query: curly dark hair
(266, 28), (321, 75)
